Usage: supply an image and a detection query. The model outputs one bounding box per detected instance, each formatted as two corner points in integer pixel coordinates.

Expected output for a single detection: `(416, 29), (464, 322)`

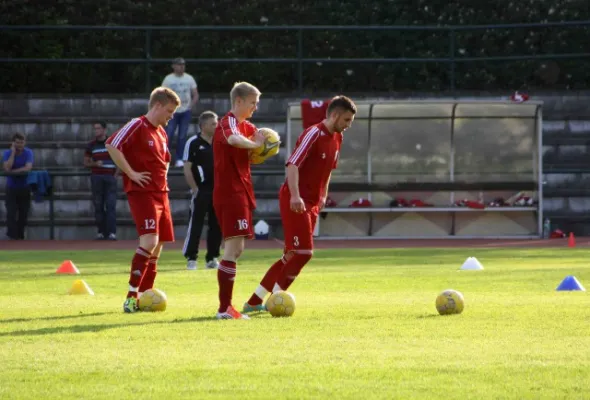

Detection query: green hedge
(0, 0), (588, 93)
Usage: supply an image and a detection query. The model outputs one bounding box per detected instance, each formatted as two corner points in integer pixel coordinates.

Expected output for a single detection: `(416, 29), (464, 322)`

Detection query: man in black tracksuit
(182, 111), (222, 270)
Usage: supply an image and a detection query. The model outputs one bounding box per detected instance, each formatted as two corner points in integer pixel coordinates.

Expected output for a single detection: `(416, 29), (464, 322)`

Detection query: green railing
(1, 22), (590, 93)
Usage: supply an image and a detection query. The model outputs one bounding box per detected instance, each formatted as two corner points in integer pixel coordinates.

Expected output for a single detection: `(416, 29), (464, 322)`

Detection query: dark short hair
(12, 133), (25, 141)
(327, 95), (357, 116)
(199, 111), (218, 127)
(94, 121), (107, 129)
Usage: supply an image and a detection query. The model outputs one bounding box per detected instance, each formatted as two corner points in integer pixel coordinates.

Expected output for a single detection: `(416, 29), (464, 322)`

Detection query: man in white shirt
(161, 57), (199, 167)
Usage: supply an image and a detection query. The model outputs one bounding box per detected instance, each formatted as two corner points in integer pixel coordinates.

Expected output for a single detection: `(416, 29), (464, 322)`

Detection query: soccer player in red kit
(105, 87), (181, 313)
(244, 96), (357, 312)
(213, 81), (266, 320)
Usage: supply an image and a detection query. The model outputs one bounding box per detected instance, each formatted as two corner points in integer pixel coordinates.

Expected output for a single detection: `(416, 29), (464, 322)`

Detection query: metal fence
(1, 22), (590, 92)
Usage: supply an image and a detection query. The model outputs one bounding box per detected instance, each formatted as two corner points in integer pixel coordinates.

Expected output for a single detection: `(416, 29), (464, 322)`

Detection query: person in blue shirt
(2, 133), (34, 240)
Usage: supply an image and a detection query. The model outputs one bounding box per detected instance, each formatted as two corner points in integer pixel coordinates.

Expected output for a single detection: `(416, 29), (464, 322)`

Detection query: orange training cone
(56, 260), (80, 274)
(568, 232), (576, 248)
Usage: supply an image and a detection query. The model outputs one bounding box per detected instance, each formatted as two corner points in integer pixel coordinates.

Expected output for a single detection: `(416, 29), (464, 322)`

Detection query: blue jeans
(165, 109), (192, 161)
(91, 174), (117, 236)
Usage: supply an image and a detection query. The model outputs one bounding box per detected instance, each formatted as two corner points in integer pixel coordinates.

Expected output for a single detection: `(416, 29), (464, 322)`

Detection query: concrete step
(543, 120), (590, 135)
(543, 146), (590, 169)
(542, 197), (590, 213)
(0, 138), (288, 169)
(543, 120), (567, 134)
(0, 190), (279, 203)
(543, 172), (590, 184)
(540, 97), (590, 119)
(4, 93), (590, 123)
(544, 187), (590, 197)
(0, 197), (280, 220)
(0, 217), (285, 241)
(544, 134), (590, 146)
(0, 224), (178, 241)
(0, 173), (285, 194)
(0, 120), (287, 142)
(0, 96), (294, 119)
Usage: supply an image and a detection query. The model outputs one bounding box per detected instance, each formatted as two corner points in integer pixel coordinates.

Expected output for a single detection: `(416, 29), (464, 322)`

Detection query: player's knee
(233, 246), (244, 260)
(286, 250), (313, 262)
(139, 234), (159, 253)
(293, 251), (313, 264)
(224, 237), (245, 261)
(151, 244), (164, 259)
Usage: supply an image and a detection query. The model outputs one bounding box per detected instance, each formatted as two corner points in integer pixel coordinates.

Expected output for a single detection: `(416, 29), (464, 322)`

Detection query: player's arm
(227, 132), (263, 149)
(285, 127), (320, 213)
(6, 148), (33, 173)
(190, 83), (199, 108)
(319, 172), (331, 209)
(105, 144), (151, 187)
(3, 148), (15, 171)
(286, 164), (306, 213)
(286, 164), (301, 198)
(83, 154), (94, 168)
(10, 164), (32, 173)
(221, 117), (264, 149)
(84, 146), (102, 168)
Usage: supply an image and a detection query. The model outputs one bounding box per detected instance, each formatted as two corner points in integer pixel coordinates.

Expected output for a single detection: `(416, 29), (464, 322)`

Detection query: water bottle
(543, 218), (551, 239)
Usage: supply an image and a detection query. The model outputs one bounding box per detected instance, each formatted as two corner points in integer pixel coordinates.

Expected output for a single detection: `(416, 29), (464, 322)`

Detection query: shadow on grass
(0, 315), (218, 337)
(416, 314), (444, 319)
(0, 266), (189, 280)
(0, 312), (117, 323)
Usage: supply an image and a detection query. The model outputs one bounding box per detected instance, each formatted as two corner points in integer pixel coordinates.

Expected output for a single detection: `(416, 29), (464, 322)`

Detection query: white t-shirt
(161, 73), (197, 113)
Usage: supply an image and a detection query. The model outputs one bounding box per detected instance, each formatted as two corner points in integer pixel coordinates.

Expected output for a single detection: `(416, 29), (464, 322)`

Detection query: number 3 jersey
(106, 115), (171, 193)
(284, 122), (342, 207)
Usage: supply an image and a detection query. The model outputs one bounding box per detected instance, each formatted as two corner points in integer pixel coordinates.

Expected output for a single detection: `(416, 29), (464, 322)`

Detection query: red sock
(127, 247), (152, 298)
(247, 256), (286, 306)
(276, 253), (312, 291)
(138, 256), (158, 293)
(217, 259), (236, 312)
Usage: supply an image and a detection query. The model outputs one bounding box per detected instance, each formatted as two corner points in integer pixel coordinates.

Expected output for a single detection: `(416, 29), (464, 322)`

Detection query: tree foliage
(0, 0), (588, 93)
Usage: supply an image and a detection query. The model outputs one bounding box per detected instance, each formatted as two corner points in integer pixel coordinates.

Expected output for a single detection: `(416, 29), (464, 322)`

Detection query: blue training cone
(556, 275), (586, 291)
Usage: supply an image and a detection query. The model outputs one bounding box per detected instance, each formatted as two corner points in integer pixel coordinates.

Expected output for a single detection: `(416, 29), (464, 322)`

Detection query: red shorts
(280, 189), (318, 252)
(214, 200), (253, 240)
(127, 191), (174, 242)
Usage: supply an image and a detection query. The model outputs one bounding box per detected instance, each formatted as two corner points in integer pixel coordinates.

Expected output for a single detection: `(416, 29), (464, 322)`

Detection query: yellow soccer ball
(266, 291), (296, 317)
(435, 289), (464, 315)
(139, 288), (167, 312)
(250, 128), (281, 165)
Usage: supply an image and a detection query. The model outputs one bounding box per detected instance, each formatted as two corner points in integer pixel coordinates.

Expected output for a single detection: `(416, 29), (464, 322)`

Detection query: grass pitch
(1, 247), (589, 399)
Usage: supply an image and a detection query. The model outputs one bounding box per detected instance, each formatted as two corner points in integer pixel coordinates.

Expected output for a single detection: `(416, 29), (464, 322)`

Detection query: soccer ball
(266, 291), (296, 317)
(139, 288), (167, 312)
(435, 289), (464, 315)
(250, 128), (281, 164)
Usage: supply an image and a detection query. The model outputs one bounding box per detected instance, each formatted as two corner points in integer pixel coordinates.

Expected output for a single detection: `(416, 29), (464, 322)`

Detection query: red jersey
(213, 112), (258, 208)
(284, 122), (342, 206)
(300, 99), (330, 129)
(105, 116), (171, 193)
